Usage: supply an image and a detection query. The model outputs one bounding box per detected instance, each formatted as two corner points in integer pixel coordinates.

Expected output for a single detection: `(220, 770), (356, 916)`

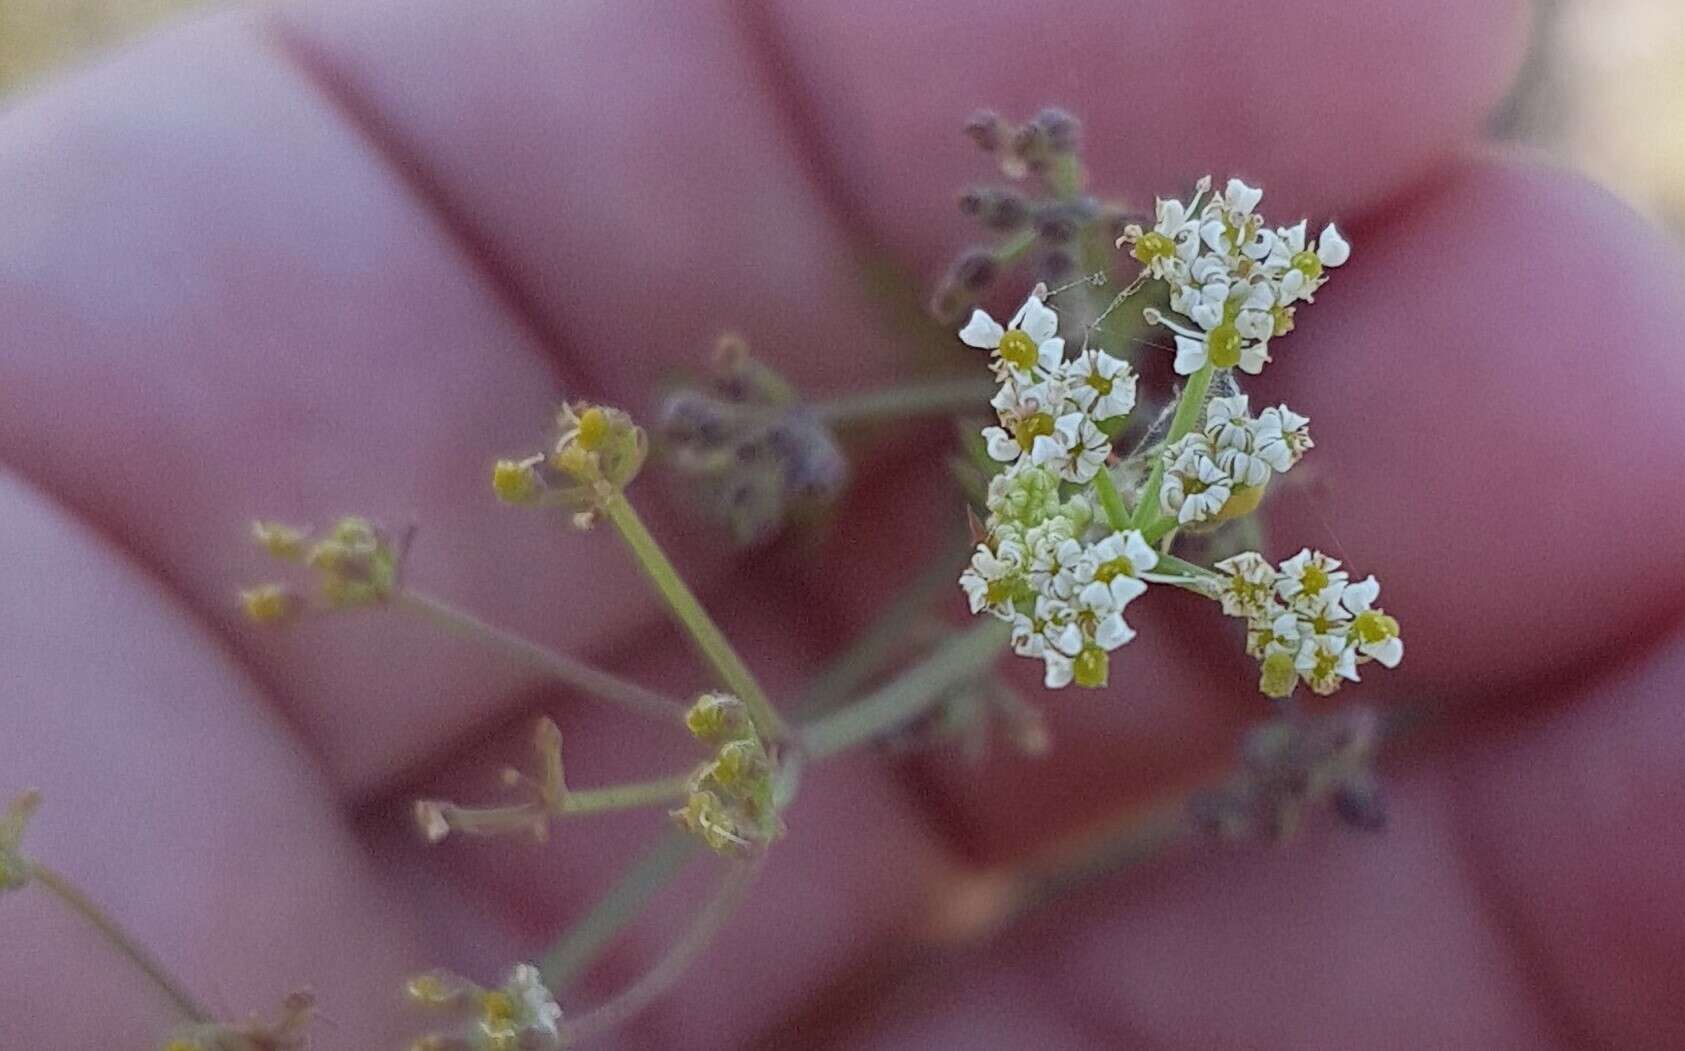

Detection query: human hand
(2, 0), (1683, 1047)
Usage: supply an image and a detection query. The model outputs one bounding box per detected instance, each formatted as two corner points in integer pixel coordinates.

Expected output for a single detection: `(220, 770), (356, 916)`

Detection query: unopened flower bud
(685, 692), (751, 744)
(239, 583), (295, 625)
(962, 109), (1004, 152)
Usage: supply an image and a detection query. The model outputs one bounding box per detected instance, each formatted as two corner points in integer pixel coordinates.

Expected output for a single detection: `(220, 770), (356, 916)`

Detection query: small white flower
(1204, 395), (1254, 450)
(1295, 632), (1361, 695)
(1269, 220), (1351, 304)
(1050, 580), (1137, 657)
(959, 539), (1028, 618)
(1036, 411), (1110, 484)
(1248, 607), (1304, 661)
(1075, 530), (1159, 605)
(960, 293), (1066, 382)
(1028, 534), (1085, 600)
(1160, 435), (1232, 525)
(1341, 575), (1403, 668)
(1062, 349), (1137, 421)
(1149, 309), (1272, 376)
(1213, 551), (1279, 619)
(1256, 404), (1312, 467)
(1276, 548), (1350, 606)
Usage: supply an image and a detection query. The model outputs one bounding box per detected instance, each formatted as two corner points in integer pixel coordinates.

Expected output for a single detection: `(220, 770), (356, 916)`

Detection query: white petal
(1036, 337), (1067, 372)
(1042, 652), (1074, 689)
(1107, 575), (1149, 607)
(959, 309), (1004, 349)
(1225, 178), (1263, 214)
(1094, 613), (1137, 651)
(983, 428), (1020, 463)
(1369, 636), (1404, 668)
(1318, 223), (1351, 267)
(1237, 343), (1270, 374)
(1173, 336), (1208, 375)
(1014, 296), (1060, 343)
(1342, 576), (1381, 613)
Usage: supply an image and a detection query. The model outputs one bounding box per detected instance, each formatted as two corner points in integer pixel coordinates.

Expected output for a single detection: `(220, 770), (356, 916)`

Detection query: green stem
(30, 862), (210, 1024)
(561, 861), (760, 1044)
(393, 590), (687, 726)
(600, 494), (789, 743)
(541, 830), (699, 990)
(1046, 154), (1084, 199)
(563, 774), (693, 814)
(996, 227), (1039, 266)
(812, 377), (996, 428)
(1091, 467), (1131, 532)
(802, 618), (1010, 759)
(1131, 363), (1214, 532)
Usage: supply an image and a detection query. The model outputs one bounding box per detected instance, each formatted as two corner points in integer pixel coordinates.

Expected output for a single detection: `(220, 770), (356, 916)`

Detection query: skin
(1, 0), (1683, 1047)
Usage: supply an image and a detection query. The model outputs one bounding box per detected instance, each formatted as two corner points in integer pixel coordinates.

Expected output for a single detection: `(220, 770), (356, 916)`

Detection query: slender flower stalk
(28, 862), (210, 1024)
(394, 589), (688, 726)
(541, 831), (699, 989)
(600, 493), (790, 743)
(1131, 362), (1213, 535)
(561, 861), (761, 1044)
(802, 618), (1010, 758)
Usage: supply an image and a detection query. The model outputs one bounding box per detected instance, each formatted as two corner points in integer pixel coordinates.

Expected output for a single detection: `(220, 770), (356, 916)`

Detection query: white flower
(1028, 533), (1084, 600)
(1041, 648), (1076, 689)
(1213, 551), (1279, 619)
(1160, 435), (1232, 525)
(1295, 632), (1361, 695)
(1062, 349), (1137, 421)
(1049, 580), (1137, 657)
(960, 293), (1066, 382)
(1341, 575), (1403, 668)
(981, 383), (1064, 468)
(1256, 404), (1312, 467)
(1248, 608), (1305, 662)
(959, 539), (1028, 619)
(1034, 411), (1109, 484)
(1149, 307), (1272, 376)
(1122, 178), (1209, 280)
(1269, 220), (1351, 304)
(1204, 395), (1254, 450)
(1074, 530), (1159, 607)
(1276, 548), (1350, 607)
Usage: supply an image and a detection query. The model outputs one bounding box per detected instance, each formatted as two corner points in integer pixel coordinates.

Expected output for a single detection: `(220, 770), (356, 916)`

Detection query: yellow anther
(1132, 230), (1175, 266)
(575, 406), (611, 451)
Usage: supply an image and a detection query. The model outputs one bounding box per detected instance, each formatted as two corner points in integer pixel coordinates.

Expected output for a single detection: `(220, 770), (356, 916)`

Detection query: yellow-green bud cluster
(241, 516), (397, 622)
(672, 694), (782, 858)
(492, 402), (648, 526)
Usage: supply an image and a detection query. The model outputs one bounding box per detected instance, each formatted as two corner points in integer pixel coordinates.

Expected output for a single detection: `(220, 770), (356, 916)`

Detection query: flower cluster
(406, 965), (564, 1051)
(1123, 176), (1350, 376)
(672, 693), (783, 857)
(240, 516), (399, 623)
(957, 173), (1399, 703)
(1159, 395), (1311, 527)
(1215, 549), (1403, 698)
(957, 290), (1158, 689)
(494, 402), (648, 528)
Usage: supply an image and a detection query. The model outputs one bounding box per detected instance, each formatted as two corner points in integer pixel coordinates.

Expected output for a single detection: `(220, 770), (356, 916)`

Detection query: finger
(0, 470), (437, 1047)
(878, 153), (1685, 861)
(846, 622), (1685, 1050)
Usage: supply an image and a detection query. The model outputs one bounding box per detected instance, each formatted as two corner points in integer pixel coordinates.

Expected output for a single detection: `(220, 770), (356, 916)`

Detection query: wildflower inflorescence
(960, 175), (1401, 699)
(406, 965), (564, 1051)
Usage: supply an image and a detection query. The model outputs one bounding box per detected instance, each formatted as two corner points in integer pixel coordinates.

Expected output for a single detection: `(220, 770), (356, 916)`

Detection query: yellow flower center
(1132, 230), (1175, 265)
(1207, 324), (1242, 368)
(1093, 557), (1134, 582)
(998, 329), (1039, 371)
(1290, 249), (1323, 282)
(1012, 412), (1055, 452)
(1086, 371), (1113, 395)
(984, 578), (1014, 606)
(1354, 610), (1398, 645)
(1299, 564), (1330, 594)
(1073, 644), (1110, 688)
